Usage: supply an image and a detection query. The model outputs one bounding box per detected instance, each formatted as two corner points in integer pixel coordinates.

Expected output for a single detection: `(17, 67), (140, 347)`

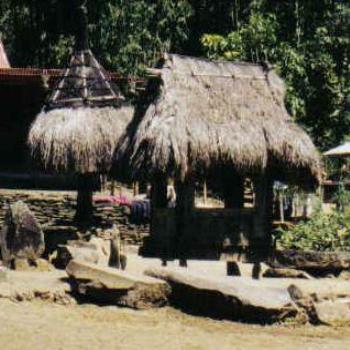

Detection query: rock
(0, 268), (7, 282)
(338, 270), (350, 280)
(145, 267), (298, 322)
(11, 258), (53, 271)
(0, 201), (45, 267)
(108, 226), (127, 270)
(263, 268), (313, 279)
(270, 250), (350, 277)
(12, 258), (32, 271)
(33, 258), (54, 272)
(54, 238), (111, 269)
(66, 260), (170, 309)
(315, 300), (350, 325)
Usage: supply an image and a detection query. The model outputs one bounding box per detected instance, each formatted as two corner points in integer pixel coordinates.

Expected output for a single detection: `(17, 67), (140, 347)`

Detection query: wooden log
(145, 267), (297, 322)
(145, 68), (162, 77)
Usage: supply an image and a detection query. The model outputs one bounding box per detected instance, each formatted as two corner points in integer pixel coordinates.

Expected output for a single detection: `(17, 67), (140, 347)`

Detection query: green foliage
(277, 208), (350, 252)
(94, 0), (192, 75)
(277, 180), (350, 252)
(201, 1), (350, 152)
(0, 0), (192, 75)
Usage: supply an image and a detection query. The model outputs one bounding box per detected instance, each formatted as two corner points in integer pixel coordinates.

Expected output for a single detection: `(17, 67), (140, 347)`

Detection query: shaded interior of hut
(143, 168), (282, 265)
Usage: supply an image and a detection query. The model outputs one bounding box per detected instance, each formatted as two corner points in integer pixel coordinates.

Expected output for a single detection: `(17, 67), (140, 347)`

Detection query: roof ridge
(166, 53), (263, 68)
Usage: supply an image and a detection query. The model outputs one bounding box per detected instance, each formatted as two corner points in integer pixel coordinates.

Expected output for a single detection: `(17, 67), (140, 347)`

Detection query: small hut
(115, 54), (321, 265)
(28, 0), (133, 223)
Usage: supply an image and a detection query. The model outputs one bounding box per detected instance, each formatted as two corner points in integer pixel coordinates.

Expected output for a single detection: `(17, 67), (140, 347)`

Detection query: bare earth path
(0, 300), (350, 350)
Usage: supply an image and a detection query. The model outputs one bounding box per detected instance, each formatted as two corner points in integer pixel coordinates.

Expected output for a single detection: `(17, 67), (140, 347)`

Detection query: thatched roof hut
(28, 49), (133, 173)
(28, 1), (133, 175)
(28, 0), (134, 223)
(116, 54), (320, 187)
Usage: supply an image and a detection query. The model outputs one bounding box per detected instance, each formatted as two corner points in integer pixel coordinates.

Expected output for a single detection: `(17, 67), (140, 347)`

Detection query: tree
(201, 1), (350, 151)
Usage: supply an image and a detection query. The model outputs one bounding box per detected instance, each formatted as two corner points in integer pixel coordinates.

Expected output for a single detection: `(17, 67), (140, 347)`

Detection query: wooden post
(133, 182), (139, 197)
(150, 176), (168, 264)
(75, 173), (95, 226)
(110, 180), (115, 196)
(223, 173), (244, 209)
(279, 192), (285, 223)
(175, 177), (195, 267)
(252, 173), (274, 263)
(203, 181), (208, 206)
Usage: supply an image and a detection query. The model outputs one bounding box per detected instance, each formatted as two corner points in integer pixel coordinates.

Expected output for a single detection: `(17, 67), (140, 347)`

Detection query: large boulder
(314, 300), (350, 325)
(55, 238), (110, 269)
(66, 260), (170, 309)
(0, 201), (45, 267)
(145, 267), (298, 323)
(54, 227), (127, 270)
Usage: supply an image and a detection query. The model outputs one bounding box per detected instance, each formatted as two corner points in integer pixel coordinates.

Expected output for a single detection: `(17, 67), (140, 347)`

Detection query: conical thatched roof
(115, 54), (320, 187)
(28, 49), (133, 174)
(45, 49), (123, 110)
(28, 2), (133, 174)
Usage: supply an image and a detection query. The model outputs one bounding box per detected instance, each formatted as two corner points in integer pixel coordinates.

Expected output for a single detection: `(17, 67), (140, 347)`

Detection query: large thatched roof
(115, 54), (320, 186)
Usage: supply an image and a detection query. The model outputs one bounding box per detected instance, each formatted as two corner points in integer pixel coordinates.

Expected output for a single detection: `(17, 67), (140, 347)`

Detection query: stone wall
(0, 190), (149, 253)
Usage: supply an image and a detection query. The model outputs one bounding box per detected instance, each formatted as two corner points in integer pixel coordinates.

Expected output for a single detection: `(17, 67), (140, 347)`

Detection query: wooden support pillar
(75, 173), (95, 226)
(223, 173), (244, 209)
(252, 172), (274, 261)
(133, 182), (139, 197)
(175, 178), (195, 267)
(151, 177), (168, 209)
(110, 180), (115, 196)
(203, 181), (208, 205)
(150, 176), (168, 264)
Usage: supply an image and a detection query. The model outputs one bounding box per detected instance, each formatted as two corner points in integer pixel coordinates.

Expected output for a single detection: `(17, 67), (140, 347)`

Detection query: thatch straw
(115, 54), (321, 187)
(28, 46), (134, 174)
(28, 105), (134, 173)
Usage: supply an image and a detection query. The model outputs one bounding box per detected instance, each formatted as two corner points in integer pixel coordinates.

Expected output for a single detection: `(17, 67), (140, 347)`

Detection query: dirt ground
(0, 299), (350, 350)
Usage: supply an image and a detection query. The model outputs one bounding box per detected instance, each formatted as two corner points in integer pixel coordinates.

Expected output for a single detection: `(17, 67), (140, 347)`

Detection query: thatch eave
(28, 105), (134, 174)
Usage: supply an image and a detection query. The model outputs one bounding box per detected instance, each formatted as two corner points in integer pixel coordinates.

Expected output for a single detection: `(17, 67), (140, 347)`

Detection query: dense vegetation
(1, 0), (350, 150)
(277, 209), (350, 252)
